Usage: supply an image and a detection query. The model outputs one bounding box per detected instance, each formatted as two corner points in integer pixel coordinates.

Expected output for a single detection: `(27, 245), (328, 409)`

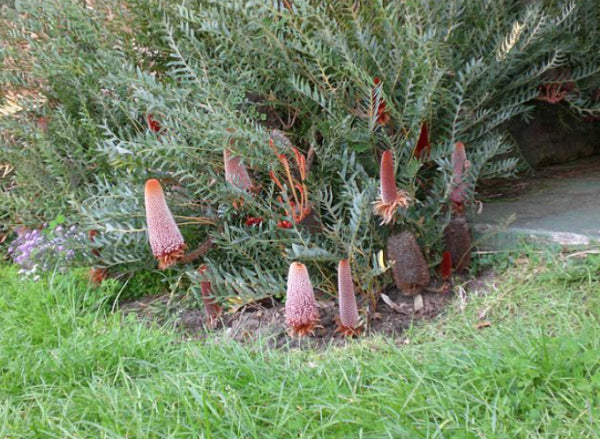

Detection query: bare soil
(119, 278), (478, 350)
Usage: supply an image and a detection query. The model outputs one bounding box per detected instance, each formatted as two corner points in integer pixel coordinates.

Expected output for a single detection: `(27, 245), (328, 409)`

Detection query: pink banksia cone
(335, 259), (363, 337)
(144, 179), (187, 269)
(373, 150), (411, 225)
(224, 149), (254, 192)
(450, 142), (470, 208)
(198, 265), (222, 325)
(285, 262), (319, 337)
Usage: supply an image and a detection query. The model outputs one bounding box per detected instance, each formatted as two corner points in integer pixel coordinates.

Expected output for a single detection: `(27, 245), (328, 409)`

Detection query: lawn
(1, 252), (600, 438)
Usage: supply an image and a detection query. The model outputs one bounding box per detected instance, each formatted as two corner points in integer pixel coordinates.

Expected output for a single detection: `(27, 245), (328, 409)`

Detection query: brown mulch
(119, 282), (461, 350)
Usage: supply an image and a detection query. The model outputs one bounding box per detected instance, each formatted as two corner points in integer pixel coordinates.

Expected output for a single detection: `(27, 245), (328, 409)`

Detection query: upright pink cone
(373, 150), (410, 225)
(224, 149), (254, 192)
(285, 262), (319, 337)
(336, 259), (362, 336)
(144, 179), (186, 269)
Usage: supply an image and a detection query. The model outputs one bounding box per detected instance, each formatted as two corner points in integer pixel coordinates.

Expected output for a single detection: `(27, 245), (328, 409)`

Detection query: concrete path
(473, 157), (600, 250)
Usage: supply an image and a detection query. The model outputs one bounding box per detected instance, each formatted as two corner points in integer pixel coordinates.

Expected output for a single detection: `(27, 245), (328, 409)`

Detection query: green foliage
(2, 0), (600, 303)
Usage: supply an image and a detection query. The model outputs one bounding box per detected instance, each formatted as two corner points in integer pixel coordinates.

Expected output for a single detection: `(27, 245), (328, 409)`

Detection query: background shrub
(1, 0), (599, 305)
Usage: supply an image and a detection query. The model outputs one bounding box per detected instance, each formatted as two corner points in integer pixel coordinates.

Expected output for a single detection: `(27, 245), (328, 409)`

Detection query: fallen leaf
(475, 321), (492, 329)
(413, 294), (424, 313)
(381, 294), (410, 313)
(478, 306), (491, 320)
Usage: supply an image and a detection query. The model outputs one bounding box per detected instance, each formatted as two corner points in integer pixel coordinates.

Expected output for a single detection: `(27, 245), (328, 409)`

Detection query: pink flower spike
(224, 149), (254, 192)
(144, 179), (186, 269)
(373, 150), (411, 225)
(450, 142), (470, 206)
(336, 259), (362, 337)
(285, 262), (319, 337)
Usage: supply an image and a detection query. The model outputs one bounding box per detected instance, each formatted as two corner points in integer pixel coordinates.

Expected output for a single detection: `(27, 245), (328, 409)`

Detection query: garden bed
(118, 275), (492, 349)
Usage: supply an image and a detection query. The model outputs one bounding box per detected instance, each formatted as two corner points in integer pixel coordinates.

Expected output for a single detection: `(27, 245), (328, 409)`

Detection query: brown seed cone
(443, 214), (472, 273)
(386, 232), (430, 295)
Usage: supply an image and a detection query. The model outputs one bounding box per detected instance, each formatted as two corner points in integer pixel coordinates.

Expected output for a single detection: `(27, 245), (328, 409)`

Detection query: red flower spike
(224, 149), (254, 192)
(335, 259), (363, 337)
(380, 151), (398, 204)
(413, 121), (430, 160)
(372, 78), (390, 126)
(440, 251), (452, 281)
(144, 179), (187, 269)
(373, 150), (411, 225)
(146, 114), (162, 133)
(89, 267), (108, 285)
(450, 142), (470, 205)
(245, 216), (263, 227)
(37, 116), (49, 133)
(285, 262), (319, 337)
(198, 265), (222, 324)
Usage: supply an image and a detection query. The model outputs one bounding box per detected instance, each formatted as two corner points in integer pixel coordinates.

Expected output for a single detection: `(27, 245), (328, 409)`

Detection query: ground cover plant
(1, 252), (600, 437)
(2, 0), (600, 323)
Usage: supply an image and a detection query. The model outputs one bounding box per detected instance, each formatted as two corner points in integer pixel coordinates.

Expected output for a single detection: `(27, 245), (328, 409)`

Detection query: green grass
(1, 254), (600, 438)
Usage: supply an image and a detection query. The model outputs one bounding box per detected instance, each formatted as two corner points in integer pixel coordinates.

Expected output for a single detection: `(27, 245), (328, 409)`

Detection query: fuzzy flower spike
(144, 179), (187, 269)
(335, 259), (363, 337)
(373, 150), (411, 225)
(285, 262), (319, 337)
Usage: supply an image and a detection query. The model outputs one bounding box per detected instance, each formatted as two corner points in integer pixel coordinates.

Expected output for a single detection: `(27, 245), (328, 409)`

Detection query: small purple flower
(8, 222), (88, 278)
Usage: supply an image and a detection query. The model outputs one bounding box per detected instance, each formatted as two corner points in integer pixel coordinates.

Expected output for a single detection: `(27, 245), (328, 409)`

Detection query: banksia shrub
(387, 232), (430, 295)
(144, 179), (186, 269)
(4, 0), (600, 308)
(373, 151), (411, 225)
(336, 259), (362, 336)
(285, 262), (319, 337)
(444, 215), (472, 273)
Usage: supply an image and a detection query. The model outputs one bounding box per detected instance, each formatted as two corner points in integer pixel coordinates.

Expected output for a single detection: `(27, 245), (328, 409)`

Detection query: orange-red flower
(285, 262), (319, 337)
(89, 267), (108, 285)
(373, 150), (411, 225)
(277, 220), (293, 229)
(245, 216), (264, 227)
(144, 179), (187, 269)
(146, 114), (162, 133)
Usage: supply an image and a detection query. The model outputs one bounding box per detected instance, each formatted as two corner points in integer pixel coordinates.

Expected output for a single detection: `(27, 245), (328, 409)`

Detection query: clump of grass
(1, 252), (599, 438)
